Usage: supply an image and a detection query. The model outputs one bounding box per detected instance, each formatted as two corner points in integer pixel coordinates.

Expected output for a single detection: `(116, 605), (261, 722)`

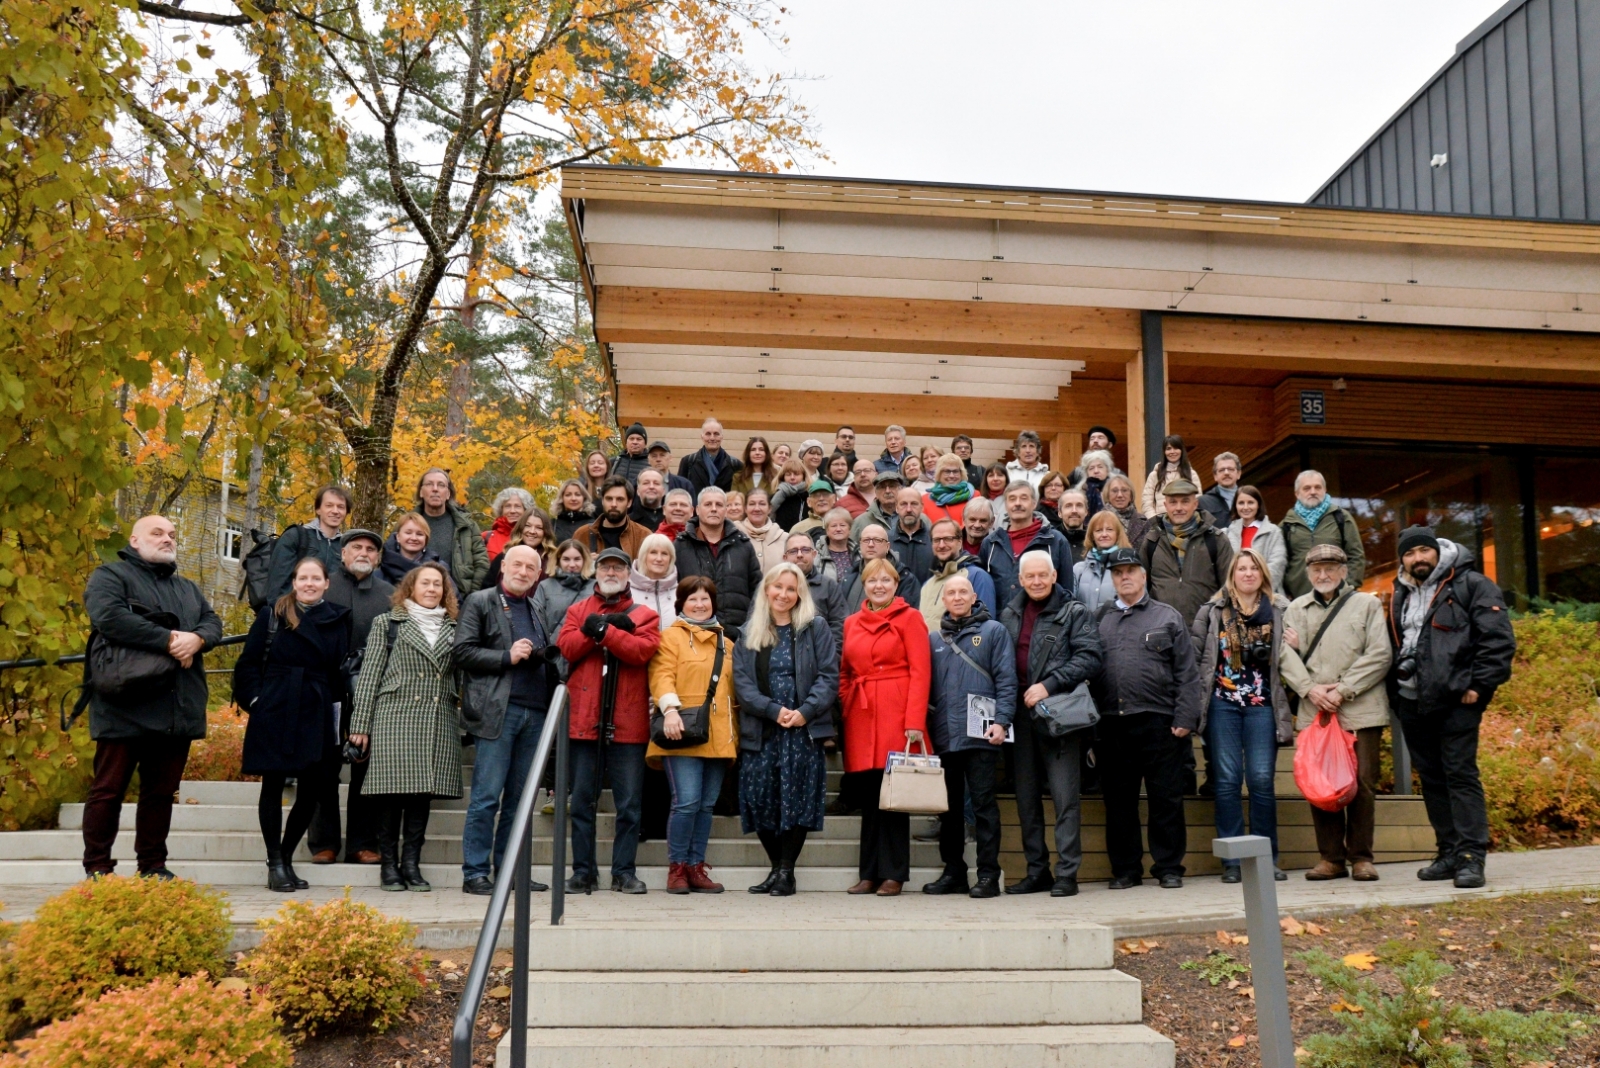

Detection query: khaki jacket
(646, 619), (740, 767)
(736, 519), (788, 577)
(1279, 587), (1392, 731)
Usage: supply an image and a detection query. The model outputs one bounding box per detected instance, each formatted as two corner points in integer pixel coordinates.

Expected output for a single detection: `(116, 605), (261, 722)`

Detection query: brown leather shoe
(666, 862), (690, 895)
(1304, 860), (1350, 881)
(310, 850), (337, 865)
(352, 850), (381, 864)
(876, 880), (903, 896)
(1351, 860), (1379, 881)
(846, 879), (879, 895)
(686, 863), (724, 894)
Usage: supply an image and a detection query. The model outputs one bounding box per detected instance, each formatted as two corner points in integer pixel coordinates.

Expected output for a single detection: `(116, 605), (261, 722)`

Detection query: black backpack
(240, 528), (283, 609)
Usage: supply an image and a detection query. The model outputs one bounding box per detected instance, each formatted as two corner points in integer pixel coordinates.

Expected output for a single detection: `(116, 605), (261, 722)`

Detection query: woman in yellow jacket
(648, 575), (740, 894)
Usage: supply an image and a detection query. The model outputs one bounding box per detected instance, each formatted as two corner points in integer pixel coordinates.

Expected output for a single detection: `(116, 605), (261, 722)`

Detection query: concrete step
(525, 970), (1141, 1027)
(499, 1024), (1174, 1068)
(523, 923), (1113, 971)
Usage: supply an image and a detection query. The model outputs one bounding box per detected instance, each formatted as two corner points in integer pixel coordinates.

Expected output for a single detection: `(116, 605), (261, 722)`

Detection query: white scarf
(405, 599), (448, 646)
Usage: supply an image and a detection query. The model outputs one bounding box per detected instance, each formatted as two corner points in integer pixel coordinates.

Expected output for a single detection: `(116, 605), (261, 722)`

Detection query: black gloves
(580, 615), (608, 641)
(606, 612), (637, 633)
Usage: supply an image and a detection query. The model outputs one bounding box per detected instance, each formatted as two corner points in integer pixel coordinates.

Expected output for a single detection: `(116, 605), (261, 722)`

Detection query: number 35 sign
(1299, 390), (1326, 425)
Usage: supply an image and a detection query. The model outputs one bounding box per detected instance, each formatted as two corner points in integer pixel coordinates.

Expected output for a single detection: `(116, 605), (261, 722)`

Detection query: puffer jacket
(1072, 552), (1118, 619)
(732, 617), (839, 748)
(555, 590), (662, 744)
(999, 588), (1102, 698)
(1090, 594), (1203, 731)
(927, 604), (1018, 754)
(1279, 585), (1392, 731)
(674, 520), (764, 629)
(609, 449), (652, 486)
(1225, 519), (1288, 593)
(628, 561), (679, 631)
(646, 619), (740, 766)
(1386, 540), (1514, 713)
(1188, 591), (1294, 742)
(1138, 516), (1234, 633)
(1279, 505), (1366, 599)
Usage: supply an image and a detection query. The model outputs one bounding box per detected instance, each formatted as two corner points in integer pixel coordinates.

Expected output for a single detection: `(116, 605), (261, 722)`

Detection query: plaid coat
(350, 609), (463, 799)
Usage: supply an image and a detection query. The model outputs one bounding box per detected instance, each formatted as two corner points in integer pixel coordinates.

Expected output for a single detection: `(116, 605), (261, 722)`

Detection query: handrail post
(551, 705), (569, 926)
(510, 779), (532, 1068)
(1213, 835), (1295, 1068)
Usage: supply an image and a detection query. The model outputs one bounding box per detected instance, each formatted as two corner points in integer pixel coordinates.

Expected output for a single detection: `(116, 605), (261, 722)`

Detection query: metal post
(551, 711), (569, 926)
(509, 800), (531, 1068)
(1390, 712), (1413, 795)
(1213, 835), (1295, 1068)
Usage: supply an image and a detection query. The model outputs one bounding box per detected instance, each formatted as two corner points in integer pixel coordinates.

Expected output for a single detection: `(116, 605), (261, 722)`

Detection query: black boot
(400, 801), (431, 892)
(281, 854), (309, 890)
(1416, 853), (1459, 881)
(265, 850), (296, 892)
(769, 869), (797, 896)
(748, 868), (782, 894)
(751, 829), (783, 893)
(1453, 853), (1486, 889)
(378, 807), (406, 891)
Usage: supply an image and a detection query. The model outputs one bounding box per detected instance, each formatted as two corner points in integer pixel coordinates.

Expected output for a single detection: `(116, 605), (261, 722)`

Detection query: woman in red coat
(839, 557), (931, 896)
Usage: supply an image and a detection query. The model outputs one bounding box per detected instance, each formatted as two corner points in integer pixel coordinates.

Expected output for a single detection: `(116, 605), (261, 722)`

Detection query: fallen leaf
(487, 1023), (505, 1039)
(1588, 944), (1600, 952)
(1342, 951), (1378, 971)
(1445, 944), (1466, 951)
(1281, 916), (1306, 937)
(396, 1036), (412, 1049)
(1217, 930), (1233, 946)
(184, 797), (199, 805)
(1331, 998), (1364, 1014)
(1226, 978), (1240, 990)
(487, 985), (511, 1000)
(1232, 934), (1249, 945)
(1304, 922), (1327, 936)
(439, 959), (459, 972)
(1581, 896), (1598, 904)
(216, 977), (248, 993)
(1437, 928), (1455, 937)
(1403, 918), (1419, 927)
(1227, 1035), (1247, 1048)
(1237, 986), (1255, 1001)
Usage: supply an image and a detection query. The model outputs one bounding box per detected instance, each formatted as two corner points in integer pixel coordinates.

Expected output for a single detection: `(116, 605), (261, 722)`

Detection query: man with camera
(1386, 526), (1515, 890)
(81, 515), (222, 879)
(454, 545), (564, 895)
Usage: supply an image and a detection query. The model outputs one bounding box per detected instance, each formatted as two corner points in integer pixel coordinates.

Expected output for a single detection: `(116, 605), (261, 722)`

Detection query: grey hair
(885, 424), (906, 436)
(1018, 548), (1057, 575)
(491, 487), (533, 517)
(1015, 429), (1041, 447)
(1078, 449), (1114, 474)
(1004, 480), (1038, 501)
(741, 562), (818, 651)
(1294, 469), (1327, 492)
(823, 506), (852, 526)
(697, 486), (727, 505)
(1213, 451), (1241, 470)
(665, 488), (694, 505)
(964, 496), (994, 517)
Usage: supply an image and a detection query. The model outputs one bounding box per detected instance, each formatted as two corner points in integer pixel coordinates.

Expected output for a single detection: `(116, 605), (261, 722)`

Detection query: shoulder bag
(1286, 589), (1352, 716)
(650, 633), (725, 749)
(1033, 682), (1099, 738)
(85, 601), (182, 702)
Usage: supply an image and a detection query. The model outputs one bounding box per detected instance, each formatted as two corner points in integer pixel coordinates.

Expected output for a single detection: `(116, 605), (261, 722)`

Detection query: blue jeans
(462, 702), (545, 881)
(570, 741), (646, 881)
(662, 756), (728, 865)
(1205, 694), (1279, 865)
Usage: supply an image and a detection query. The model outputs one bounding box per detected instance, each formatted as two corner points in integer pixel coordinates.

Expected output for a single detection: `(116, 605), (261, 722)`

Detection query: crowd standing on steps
(81, 414), (1515, 899)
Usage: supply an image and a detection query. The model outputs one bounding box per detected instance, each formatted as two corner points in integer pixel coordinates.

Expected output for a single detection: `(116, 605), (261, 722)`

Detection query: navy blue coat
(927, 607), (1018, 755)
(732, 618), (839, 750)
(235, 601), (351, 773)
(979, 513), (1077, 609)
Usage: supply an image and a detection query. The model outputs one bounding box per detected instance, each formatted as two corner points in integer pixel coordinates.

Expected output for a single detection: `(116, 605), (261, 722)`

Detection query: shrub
(1480, 612), (1600, 846)
(0, 709), (94, 832)
(0, 876), (230, 1031)
(1296, 949), (1589, 1068)
(183, 703), (251, 782)
(0, 974), (291, 1068)
(239, 892), (425, 1036)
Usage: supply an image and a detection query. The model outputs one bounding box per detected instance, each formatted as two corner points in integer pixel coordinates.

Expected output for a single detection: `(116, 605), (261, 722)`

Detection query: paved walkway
(3, 846), (1597, 949)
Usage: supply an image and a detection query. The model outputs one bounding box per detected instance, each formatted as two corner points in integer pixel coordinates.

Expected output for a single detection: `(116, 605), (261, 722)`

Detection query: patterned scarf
(928, 480), (973, 507)
(1088, 545), (1116, 566)
(1294, 498), (1333, 532)
(1221, 593), (1273, 673)
(1162, 515), (1200, 563)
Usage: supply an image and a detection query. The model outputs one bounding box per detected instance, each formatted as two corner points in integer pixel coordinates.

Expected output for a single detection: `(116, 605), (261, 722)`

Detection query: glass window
(1533, 458), (1600, 602)
(220, 526), (243, 562)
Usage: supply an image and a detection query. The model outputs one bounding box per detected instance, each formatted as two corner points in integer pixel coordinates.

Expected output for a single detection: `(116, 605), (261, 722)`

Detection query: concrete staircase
(499, 922), (1174, 1068)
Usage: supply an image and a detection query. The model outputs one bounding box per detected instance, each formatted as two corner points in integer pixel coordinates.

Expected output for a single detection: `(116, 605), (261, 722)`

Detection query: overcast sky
(754, 0), (1510, 203)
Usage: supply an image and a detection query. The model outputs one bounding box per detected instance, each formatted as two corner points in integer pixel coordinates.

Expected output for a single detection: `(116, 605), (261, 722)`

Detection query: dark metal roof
(1310, 0), (1600, 221)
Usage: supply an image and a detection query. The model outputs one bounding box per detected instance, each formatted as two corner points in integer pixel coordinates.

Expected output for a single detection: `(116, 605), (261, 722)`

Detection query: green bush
(0, 876), (230, 1032)
(0, 974), (291, 1068)
(239, 892), (425, 1036)
(0, 710), (94, 832)
(1296, 949), (1589, 1068)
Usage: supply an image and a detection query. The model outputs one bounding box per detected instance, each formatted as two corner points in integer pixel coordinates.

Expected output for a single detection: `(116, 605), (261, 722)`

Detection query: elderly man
(1005, 430), (1049, 488)
(1386, 526), (1515, 890)
(1279, 544), (1392, 882)
(890, 485), (934, 583)
(1280, 470), (1366, 599)
(980, 481), (1075, 610)
(630, 468), (667, 531)
(875, 424), (912, 474)
(839, 458), (877, 519)
(416, 467), (489, 595)
(657, 487), (695, 541)
(81, 516), (222, 879)
(1091, 547), (1202, 889)
(575, 475), (652, 558)
(309, 528), (394, 865)
(851, 469), (906, 543)
(962, 495), (995, 558)
(790, 479), (837, 540)
(678, 417), (743, 496)
(844, 524), (920, 612)
(647, 440), (695, 496)
(557, 547), (664, 894)
(674, 487), (763, 628)
(920, 519), (996, 628)
(1199, 452), (1242, 528)
(455, 545), (563, 895)
(265, 484), (350, 600)
(1000, 550), (1102, 897)
(925, 573), (1017, 898)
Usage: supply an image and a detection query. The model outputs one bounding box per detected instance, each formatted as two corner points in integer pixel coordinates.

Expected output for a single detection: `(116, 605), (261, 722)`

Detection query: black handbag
(650, 634), (725, 750)
(1033, 683), (1101, 738)
(85, 604), (182, 702)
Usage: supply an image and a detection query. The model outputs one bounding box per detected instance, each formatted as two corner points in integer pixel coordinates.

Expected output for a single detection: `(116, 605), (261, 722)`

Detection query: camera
(341, 739), (368, 764)
(1394, 654), (1418, 681)
(1244, 638), (1273, 665)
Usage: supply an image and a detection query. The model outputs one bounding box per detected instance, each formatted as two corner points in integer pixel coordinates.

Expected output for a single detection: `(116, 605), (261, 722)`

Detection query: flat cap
(874, 469), (906, 486)
(1161, 477), (1200, 497)
(1303, 543), (1348, 565)
(341, 528), (383, 548)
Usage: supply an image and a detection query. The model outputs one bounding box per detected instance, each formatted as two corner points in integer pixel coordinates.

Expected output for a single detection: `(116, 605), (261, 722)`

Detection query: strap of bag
(1303, 589), (1353, 665)
(694, 636), (727, 718)
(947, 636), (992, 684)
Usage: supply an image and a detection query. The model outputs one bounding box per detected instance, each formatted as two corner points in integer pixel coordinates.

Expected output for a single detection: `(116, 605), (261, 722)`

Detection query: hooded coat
(234, 601), (351, 773)
(628, 560), (679, 630)
(1386, 540), (1515, 714)
(838, 597), (932, 773)
(927, 603), (1018, 755)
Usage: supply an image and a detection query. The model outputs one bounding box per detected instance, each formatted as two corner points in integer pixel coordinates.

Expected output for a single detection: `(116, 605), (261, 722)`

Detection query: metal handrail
(0, 633), (249, 672)
(452, 684), (571, 1068)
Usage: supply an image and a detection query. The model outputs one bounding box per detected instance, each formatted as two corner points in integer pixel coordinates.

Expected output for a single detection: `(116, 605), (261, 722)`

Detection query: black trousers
(307, 748), (380, 859)
(1012, 723), (1083, 881)
(848, 769), (909, 882)
(81, 735), (191, 874)
(938, 748), (1001, 882)
(258, 762), (336, 857)
(1394, 695), (1490, 860)
(1098, 712), (1187, 880)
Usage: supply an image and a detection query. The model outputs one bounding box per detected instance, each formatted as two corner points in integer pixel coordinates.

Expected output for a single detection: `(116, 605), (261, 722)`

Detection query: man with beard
(1386, 526), (1515, 890)
(81, 515), (222, 879)
(309, 528), (394, 864)
(630, 468), (667, 531)
(673, 486), (764, 629)
(1057, 488), (1090, 558)
(657, 488), (695, 541)
(851, 469), (906, 543)
(839, 458), (877, 520)
(962, 496), (995, 559)
(574, 475), (652, 559)
(556, 547), (663, 894)
(920, 519), (996, 628)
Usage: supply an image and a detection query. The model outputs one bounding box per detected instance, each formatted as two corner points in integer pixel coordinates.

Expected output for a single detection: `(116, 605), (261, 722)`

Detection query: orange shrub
(0, 974), (290, 1068)
(184, 703), (251, 782)
(1480, 612), (1600, 846)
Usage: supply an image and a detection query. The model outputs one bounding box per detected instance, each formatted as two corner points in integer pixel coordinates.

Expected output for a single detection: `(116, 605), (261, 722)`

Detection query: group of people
(78, 416), (1517, 898)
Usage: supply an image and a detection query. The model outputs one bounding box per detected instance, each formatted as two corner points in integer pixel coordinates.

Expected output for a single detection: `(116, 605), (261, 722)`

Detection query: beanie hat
(624, 422), (648, 441)
(1397, 525), (1440, 557)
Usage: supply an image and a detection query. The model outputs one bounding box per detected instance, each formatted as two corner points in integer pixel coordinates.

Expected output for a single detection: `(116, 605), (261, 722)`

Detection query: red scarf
(1008, 517), (1043, 559)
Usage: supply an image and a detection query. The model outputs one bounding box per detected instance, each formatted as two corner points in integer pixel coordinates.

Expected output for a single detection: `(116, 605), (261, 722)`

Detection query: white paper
(966, 694), (1013, 742)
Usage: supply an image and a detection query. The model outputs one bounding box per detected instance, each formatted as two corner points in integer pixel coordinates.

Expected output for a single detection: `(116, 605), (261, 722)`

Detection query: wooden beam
(595, 287), (1142, 361)
(1124, 356), (1145, 480)
(1271, 375), (1600, 446)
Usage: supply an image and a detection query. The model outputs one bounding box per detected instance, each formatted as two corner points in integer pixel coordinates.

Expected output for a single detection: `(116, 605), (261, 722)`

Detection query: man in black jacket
(610, 421), (652, 486)
(309, 528), (393, 865)
(1387, 527), (1516, 890)
(677, 418), (743, 496)
(264, 484), (349, 600)
(1091, 548), (1203, 889)
(1000, 551), (1103, 897)
(673, 487), (763, 629)
(630, 469), (667, 531)
(81, 516), (223, 879)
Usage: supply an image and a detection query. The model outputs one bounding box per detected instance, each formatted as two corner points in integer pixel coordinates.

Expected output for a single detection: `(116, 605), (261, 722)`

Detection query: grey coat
(732, 619), (840, 749)
(1188, 593), (1294, 743)
(453, 586), (559, 740)
(350, 610), (463, 798)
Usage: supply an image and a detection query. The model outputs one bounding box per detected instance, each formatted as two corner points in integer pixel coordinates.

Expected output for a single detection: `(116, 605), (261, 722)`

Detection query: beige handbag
(878, 737), (948, 814)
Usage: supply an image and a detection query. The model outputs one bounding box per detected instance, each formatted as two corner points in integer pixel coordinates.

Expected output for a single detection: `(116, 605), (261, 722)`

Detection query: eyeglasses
(783, 546), (814, 557)
(931, 535), (961, 544)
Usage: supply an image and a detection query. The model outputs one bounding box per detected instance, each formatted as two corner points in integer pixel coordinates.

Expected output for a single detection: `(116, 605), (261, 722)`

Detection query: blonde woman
(732, 563), (839, 896)
(629, 533), (680, 630)
(1071, 511), (1130, 617)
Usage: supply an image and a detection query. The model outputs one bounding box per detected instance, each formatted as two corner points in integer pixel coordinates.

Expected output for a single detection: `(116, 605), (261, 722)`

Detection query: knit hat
(1397, 525), (1440, 557)
(1304, 543), (1348, 565)
(1087, 425), (1117, 446)
(624, 422), (647, 441)
(799, 438), (825, 456)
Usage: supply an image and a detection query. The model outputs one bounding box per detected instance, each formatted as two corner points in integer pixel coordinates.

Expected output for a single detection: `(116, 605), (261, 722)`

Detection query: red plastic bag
(1293, 711), (1359, 812)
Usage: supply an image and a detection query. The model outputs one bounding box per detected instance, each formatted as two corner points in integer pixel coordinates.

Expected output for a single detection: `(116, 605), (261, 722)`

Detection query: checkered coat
(350, 609), (463, 799)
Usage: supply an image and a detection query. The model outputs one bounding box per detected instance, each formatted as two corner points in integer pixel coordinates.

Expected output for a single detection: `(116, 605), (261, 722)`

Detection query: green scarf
(928, 480), (973, 507)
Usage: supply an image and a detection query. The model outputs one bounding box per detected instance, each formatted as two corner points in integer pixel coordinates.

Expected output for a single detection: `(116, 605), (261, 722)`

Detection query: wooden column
(1125, 355), (1146, 479)
(1051, 431), (1081, 473)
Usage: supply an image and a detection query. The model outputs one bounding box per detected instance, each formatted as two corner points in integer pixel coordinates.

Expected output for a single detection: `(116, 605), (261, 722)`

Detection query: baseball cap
(808, 478), (835, 494)
(1104, 547), (1144, 570)
(647, 440), (671, 454)
(594, 547), (632, 568)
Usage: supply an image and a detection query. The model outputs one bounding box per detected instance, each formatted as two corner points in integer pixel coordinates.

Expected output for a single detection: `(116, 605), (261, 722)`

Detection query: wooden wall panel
(1271, 375), (1600, 445)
